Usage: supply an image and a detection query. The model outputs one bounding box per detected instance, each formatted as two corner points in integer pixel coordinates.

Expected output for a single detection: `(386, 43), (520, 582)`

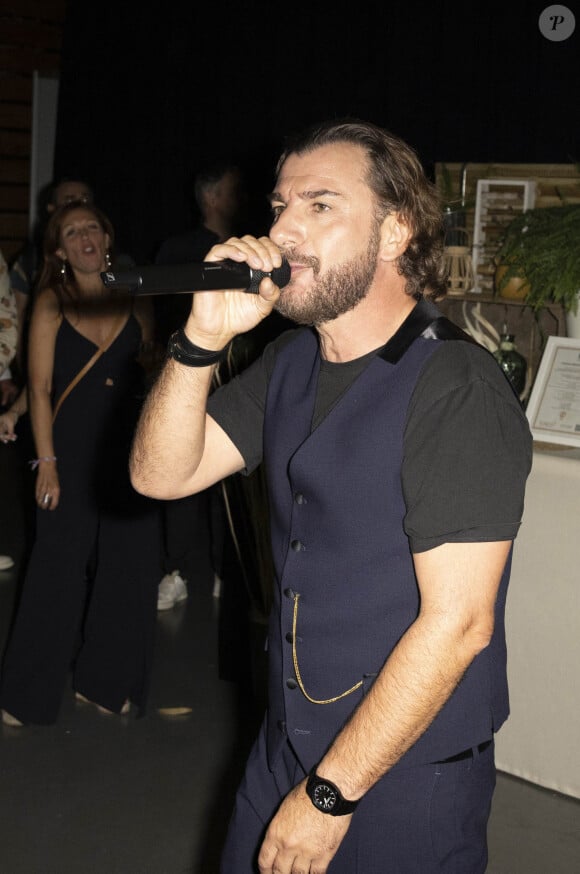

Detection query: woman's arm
(27, 288), (62, 510)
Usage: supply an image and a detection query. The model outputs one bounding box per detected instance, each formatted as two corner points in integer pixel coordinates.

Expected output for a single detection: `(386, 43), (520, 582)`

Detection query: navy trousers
(221, 721), (496, 873)
(161, 485), (225, 582)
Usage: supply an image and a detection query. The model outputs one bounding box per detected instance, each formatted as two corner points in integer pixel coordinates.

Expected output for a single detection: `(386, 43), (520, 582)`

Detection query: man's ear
(56, 248), (66, 261)
(378, 214), (412, 262)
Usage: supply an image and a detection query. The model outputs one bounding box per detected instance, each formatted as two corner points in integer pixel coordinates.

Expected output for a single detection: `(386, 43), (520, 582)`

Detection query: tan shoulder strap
(52, 316), (126, 423)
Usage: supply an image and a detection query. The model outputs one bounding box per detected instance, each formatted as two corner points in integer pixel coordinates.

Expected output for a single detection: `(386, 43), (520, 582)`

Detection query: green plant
(496, 204), (580, 314)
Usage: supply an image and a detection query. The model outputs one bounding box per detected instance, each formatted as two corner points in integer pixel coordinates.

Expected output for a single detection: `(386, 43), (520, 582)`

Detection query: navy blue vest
(263, 300), (510, 772)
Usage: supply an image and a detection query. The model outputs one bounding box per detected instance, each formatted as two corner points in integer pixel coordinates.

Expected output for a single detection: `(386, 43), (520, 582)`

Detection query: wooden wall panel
(1, 131), (32, 158)
(0, 159), (29, 184)
(0, 1), (66, 266)
(0, 103), (32, 130)
(0, 0), (65, 17)
(0, 184), (29, 211)
(0, 78), (33, 103)
(0, 213), (29, 239)
(436, 163), (580, 213)
(0, 46), (62, 75)
(1, 20), (63, 50)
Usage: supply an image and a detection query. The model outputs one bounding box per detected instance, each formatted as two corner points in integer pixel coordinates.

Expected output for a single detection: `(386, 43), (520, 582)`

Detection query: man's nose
(269, 208), (306, 248)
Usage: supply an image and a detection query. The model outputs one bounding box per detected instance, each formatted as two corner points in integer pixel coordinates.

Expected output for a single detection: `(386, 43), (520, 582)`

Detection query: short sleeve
(403, 341), (533, 553)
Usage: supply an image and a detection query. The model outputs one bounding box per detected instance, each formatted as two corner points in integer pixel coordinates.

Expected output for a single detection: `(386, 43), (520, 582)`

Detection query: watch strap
(306, 769), (359, 816)
(167, 327), (230, 367)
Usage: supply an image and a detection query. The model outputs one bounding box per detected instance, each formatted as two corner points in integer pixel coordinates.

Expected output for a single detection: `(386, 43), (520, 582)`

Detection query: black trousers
(221, 721), (496, 874)
(0, 482), (160, 724)
(161, 484), (225, 582)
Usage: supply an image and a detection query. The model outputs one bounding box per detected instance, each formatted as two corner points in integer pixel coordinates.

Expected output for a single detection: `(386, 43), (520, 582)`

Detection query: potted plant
(495, 205), (580, 329)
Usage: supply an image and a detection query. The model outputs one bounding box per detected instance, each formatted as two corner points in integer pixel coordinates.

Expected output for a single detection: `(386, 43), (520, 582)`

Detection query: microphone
(101, 258), (291, 295)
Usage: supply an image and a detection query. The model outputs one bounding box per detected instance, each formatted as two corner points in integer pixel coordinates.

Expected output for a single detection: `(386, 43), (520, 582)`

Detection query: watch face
(313, 782), (338, 812)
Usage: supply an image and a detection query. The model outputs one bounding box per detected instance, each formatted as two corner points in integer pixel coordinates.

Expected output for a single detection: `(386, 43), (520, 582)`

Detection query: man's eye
(313, 202), (330, 213)
(271, 204), (284, 218)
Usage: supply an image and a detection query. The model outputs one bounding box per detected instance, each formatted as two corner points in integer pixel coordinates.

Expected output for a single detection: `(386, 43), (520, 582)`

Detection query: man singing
(130, 119), (532, 873)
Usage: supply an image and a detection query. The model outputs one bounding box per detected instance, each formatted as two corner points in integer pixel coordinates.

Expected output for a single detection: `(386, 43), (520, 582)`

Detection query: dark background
(54, 0), (580, 263)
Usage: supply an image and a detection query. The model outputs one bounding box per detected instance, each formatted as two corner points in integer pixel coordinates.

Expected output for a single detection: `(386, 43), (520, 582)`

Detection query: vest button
(283, 587), (295, 599)
(295, 492), (307, 505)
(290, 539), (303, 552)
(285, 632), (294, 644)
(286, 678), (298, 690)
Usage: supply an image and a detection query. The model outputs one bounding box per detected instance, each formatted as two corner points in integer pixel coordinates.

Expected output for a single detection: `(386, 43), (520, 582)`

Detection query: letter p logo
(539, 5), (576, 41)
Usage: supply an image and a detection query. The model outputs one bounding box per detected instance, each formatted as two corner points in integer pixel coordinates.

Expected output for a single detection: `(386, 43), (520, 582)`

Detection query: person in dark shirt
(154, 163), (244, 610)
(130, 119), (532, 873)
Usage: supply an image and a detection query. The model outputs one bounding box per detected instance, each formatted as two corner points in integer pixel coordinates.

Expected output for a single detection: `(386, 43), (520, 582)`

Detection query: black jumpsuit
(0, 315), (160, 724)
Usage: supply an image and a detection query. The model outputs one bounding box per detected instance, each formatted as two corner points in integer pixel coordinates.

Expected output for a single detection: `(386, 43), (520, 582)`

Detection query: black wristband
(167, 327), (229, 367)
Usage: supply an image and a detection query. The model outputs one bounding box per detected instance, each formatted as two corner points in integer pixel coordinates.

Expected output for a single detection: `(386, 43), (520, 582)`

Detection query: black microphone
(101, 259), (291, 295)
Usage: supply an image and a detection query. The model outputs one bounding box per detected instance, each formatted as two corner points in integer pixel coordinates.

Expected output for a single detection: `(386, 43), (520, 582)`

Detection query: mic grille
(247, 259), (291, 292)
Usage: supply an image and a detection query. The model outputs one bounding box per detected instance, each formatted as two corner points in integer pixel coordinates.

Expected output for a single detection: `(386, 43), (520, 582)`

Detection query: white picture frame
(471, 178), (536, 294)
(526, 337), (580, 448)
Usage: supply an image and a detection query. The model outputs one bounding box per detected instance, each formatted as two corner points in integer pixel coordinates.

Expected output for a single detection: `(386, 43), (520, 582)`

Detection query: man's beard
(275, 225), (381, 326)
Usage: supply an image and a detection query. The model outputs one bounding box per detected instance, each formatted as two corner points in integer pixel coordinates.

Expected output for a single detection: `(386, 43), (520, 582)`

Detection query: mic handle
(101, 259), (290, 295)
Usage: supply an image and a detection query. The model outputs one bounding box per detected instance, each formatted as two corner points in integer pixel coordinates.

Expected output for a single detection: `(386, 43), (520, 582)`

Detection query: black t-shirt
(153, 225), (219, 345)
(155, 226), (219, 266)
(207, 326), (532, 553)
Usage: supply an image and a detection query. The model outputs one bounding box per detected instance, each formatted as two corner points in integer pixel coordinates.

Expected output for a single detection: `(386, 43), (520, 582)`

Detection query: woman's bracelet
(167, 327), (230, 367)
(29, 456), (57, 470)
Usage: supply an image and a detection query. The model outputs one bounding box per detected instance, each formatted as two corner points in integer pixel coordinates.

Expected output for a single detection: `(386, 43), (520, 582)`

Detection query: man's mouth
(285, 252), (319, 276)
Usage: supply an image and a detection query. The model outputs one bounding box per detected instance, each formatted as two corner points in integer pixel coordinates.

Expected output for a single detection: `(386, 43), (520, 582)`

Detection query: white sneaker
(157, 570), (188, 611)
(0, 555), (15, 571)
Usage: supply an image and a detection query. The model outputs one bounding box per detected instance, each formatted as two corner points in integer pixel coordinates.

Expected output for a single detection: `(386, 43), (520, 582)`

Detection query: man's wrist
(182, 320), (234, 353)
(167, 327), (230, 367)
(305, 768), (359, 816)
(315, 759), (366, 802)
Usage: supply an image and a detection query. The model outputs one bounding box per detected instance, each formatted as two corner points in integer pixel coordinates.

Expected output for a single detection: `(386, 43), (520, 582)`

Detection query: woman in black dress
(0, 201), (160, 725)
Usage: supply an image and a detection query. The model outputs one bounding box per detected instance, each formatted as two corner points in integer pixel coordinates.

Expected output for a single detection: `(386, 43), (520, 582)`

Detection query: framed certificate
(526, 337), (580, 447)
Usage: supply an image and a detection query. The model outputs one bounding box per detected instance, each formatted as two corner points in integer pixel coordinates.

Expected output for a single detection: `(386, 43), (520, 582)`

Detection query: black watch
(305, 770), (359, 816)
